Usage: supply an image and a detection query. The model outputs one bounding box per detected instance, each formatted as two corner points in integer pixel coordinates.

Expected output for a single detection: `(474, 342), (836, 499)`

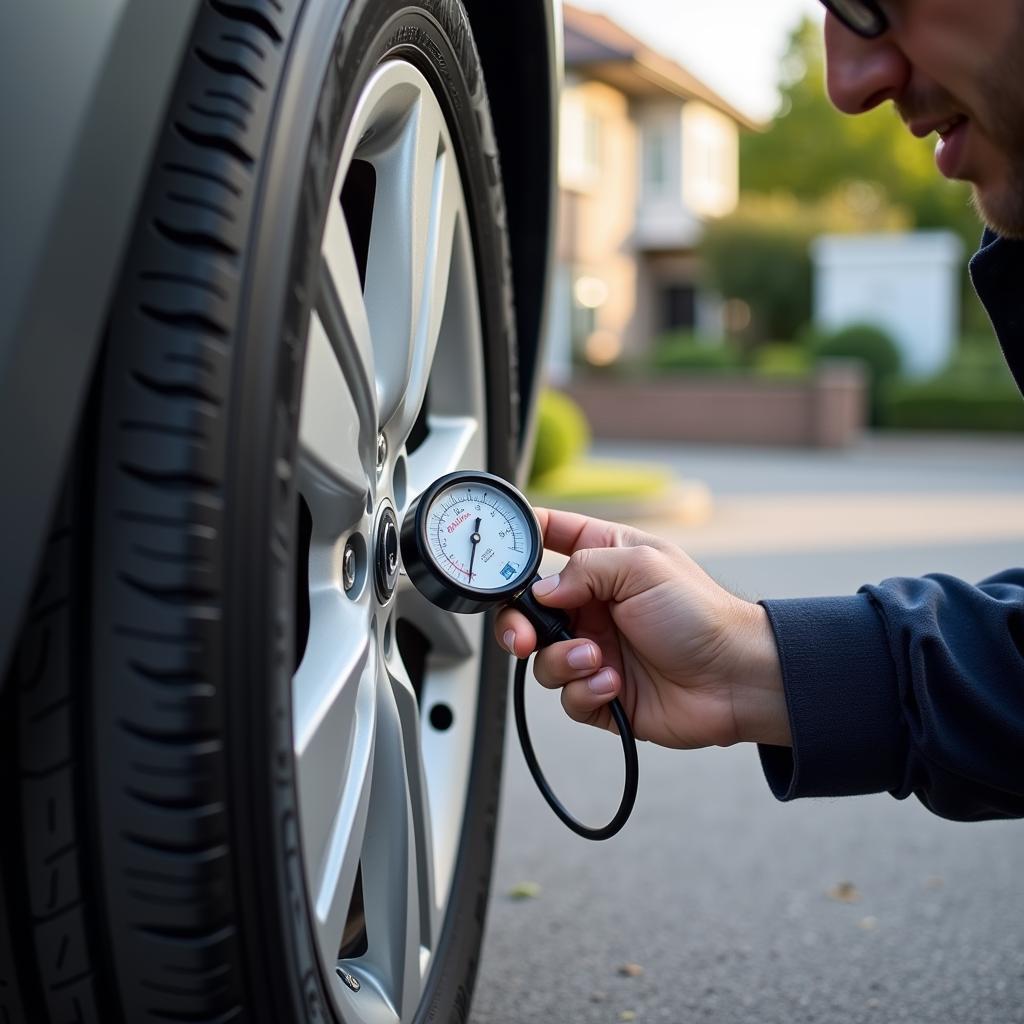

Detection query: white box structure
(812, 231), (964, 379)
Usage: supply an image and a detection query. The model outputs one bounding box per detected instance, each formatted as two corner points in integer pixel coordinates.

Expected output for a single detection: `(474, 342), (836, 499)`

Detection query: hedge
(651, 333), (740, 373)
(883, 382), (1024, 432)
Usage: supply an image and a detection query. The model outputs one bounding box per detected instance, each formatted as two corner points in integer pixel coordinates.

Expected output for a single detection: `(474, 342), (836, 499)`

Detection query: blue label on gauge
(500, 562), (518, 581)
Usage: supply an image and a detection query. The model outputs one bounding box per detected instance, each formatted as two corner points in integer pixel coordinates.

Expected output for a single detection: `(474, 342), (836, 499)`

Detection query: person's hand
(495, 509), (790, 749)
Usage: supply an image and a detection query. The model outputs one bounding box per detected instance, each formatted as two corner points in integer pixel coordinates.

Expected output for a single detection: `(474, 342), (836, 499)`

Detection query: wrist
(724, 600), (791, 747)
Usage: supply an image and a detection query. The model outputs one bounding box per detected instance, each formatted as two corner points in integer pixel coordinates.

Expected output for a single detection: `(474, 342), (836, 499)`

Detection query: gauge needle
(468, 518), (482, 580)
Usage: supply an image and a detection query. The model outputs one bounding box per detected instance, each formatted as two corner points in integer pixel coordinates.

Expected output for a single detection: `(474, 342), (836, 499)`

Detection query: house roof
(563, 4), (761, 131)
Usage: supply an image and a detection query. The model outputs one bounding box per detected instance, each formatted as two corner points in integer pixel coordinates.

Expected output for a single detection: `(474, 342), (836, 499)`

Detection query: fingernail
(567, 643), (597, 670)
(588, 669), (616, 695)
(532, 574), (560, 598)
(502, 629), (517, 655)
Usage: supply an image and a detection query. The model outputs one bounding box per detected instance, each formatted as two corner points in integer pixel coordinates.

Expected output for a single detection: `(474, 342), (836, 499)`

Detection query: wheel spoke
(365, 94), (461, 445)
(316, 254), (377, 464)
(321, 182), (378, 421)
(299, 311), (372, 533)
(406, 416), (483, 507)
(386, 654), (440, 952)
(415, 626), (485, 912)
(359, 657), (425, 1020)
(390, 152), (462, 446)
(294, 588), (375, 969)
(394, 582), (476, 662)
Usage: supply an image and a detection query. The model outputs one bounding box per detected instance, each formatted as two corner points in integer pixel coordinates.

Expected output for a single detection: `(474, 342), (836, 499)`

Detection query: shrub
(752, 343), (812, 377)
(813, 322), (902, 378)
(529, 389), (591, 483)
(944, 334), (1014, 388)
(651, 333), (739, 373)
(812, 322), (902, 423)
(882, 380), (1024, 432)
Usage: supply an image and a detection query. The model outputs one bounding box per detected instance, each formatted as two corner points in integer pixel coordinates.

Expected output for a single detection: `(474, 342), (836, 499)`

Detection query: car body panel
(0, 0), (558, 678)
(0, 0), (202, 674)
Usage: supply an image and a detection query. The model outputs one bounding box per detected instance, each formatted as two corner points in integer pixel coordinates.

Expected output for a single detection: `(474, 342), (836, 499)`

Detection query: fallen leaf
(858, 916), (878, 931)
(507, 881), (541, 900)
(619, 1012), (637, 1022)
(827, 881), (860, 903)
(617, 963), (644, 978)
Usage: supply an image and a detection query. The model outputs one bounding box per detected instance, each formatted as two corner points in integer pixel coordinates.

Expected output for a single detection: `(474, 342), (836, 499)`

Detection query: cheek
(900, 0), (1014, 113)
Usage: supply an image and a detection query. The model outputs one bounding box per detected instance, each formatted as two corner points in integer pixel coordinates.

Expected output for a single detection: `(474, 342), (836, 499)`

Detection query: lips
(934, 118), (969, 179)
(904, 112), (971, 179)
(908, 113), (968, 139)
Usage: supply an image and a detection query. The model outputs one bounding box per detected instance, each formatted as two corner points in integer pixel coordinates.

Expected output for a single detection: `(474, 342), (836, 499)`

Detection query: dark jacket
(759, 231), (1024, 821)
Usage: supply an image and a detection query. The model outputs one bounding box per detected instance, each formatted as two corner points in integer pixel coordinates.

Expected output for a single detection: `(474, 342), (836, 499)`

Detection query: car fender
(0, 0), (202, 678)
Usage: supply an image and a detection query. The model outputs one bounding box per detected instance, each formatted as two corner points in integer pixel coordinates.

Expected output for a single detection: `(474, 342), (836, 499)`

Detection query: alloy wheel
(293, 59), (489, 1023)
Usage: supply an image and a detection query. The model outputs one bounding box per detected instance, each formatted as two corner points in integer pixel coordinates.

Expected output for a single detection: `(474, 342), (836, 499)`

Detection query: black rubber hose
(512, 641), (639, 840)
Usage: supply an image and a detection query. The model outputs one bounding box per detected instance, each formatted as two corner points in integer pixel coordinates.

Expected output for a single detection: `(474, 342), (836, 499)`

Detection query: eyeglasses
(819, 0), (889, 39)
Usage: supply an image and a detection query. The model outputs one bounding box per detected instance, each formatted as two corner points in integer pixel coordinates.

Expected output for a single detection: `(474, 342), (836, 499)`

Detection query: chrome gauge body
(401, 471), (543, 613)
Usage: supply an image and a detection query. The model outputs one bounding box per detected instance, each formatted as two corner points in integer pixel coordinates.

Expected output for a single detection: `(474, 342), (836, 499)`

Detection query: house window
(643, 126), (669, 196)
(661, 284), (697, 332)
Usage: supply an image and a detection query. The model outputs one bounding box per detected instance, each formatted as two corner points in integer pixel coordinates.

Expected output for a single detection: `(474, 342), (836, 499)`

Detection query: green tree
(701, 192), (907, 341)
(741, 18), (977, 247)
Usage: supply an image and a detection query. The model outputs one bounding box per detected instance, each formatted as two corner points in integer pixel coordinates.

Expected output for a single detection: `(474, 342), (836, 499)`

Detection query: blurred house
(550, 4), (759, 381)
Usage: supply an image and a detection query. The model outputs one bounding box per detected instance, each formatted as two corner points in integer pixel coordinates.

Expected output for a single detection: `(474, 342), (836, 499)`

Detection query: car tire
(0, 1), (516, 1022)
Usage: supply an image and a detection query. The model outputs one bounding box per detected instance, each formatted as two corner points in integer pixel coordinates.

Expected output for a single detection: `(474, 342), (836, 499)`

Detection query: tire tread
(91, 3), (293, 1021)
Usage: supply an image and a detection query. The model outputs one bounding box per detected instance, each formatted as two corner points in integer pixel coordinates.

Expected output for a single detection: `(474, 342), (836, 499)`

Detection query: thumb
(531, 545), (667, 609)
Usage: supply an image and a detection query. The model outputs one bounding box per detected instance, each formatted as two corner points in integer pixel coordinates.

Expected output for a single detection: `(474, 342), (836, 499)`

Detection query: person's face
(823, 0), (1024, 238)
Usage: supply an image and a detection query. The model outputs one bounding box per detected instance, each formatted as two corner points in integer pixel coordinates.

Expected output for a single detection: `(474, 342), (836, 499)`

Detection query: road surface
(471, 437), (1024, 1024)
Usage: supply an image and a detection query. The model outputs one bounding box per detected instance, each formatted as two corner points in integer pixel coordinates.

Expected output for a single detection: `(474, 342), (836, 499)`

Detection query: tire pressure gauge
(400, 471), (543, 614)
(401, 470), (638, 841)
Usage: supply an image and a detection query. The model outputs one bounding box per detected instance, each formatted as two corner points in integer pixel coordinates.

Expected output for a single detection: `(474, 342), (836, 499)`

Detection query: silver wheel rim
(293, 60), (488, 1023)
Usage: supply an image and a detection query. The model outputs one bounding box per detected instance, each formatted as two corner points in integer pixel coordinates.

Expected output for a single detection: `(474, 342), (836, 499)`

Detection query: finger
(559, 669), (622, 724)
(493, 607), (537, 658)
(534, 507), (664, 558)
(530, 544), (671, 610)
(531, 639), (603, 689)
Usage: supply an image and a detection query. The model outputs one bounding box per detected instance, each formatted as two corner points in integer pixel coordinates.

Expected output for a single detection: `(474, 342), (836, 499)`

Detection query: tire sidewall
(229, 2), (515, 1020)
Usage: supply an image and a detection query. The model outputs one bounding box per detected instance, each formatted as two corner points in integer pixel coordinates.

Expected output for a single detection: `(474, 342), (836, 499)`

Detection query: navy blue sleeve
(758, 569), (1024, 821)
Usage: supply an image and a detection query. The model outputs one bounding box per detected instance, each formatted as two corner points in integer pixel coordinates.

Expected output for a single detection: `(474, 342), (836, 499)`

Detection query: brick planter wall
(566, 363), (866, 448)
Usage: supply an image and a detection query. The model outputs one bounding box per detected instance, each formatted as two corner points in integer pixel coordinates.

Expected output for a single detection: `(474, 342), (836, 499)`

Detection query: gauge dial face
(424, 480), (536, 594)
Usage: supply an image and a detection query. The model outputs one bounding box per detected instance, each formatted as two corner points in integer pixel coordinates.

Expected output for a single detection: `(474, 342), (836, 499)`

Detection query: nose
(823, 11), (911, 114)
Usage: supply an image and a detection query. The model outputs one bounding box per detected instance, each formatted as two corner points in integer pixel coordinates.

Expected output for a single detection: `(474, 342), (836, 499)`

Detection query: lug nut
(343, 542), (357, 593)
(376, 434), (388, 473)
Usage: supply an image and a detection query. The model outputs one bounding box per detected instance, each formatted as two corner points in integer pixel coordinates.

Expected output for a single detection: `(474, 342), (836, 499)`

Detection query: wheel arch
(463, 0), (562, 480)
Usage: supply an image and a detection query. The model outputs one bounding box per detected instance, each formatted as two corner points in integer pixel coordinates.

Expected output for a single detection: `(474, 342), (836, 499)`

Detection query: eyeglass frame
(819, 0), (889, 39)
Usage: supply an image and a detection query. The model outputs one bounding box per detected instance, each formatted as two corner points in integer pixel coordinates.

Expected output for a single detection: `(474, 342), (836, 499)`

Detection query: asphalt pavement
(471, 436), (1024, 1024)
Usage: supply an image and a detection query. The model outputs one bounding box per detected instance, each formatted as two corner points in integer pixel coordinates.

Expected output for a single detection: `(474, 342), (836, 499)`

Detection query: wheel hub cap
(374, 504), (400, 601)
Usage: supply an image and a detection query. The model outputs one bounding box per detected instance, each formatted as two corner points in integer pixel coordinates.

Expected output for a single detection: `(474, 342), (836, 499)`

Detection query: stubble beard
(967, 18), (1024, 238)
